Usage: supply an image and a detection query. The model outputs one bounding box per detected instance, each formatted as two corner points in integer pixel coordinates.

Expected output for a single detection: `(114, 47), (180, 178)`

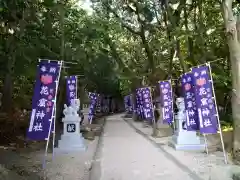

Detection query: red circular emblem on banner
(41, 75), (53, 84)
(47, 101), (52, 107)
(48, 95), (53, 100)
(184, 83), (191, 91)
(196, 77), (206, 86)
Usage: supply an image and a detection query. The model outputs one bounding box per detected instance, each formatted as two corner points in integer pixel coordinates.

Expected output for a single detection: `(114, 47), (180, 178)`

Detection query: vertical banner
(124, 95), (128, 112)
(128, 94), (133, 113)
(100, 95), (104, 113)
(135, 90), (141, 117)
(88, 92), (97, 122)
(159, 80), (174, 124)
(192, 66), (218, 134)
(66, 75), (77, 106)
(125, 94), (131, 113)
(96, 94), (101, 113)
(27, 60), (61, 140)
(138, 88), (144, 119)
(181, 73), (199, 131)
(141, 87), (154, 120)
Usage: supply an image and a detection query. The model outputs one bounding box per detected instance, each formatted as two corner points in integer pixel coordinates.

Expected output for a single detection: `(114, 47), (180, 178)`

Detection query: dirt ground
(205, 131), (233, 153)
(0, 116), (105, 180)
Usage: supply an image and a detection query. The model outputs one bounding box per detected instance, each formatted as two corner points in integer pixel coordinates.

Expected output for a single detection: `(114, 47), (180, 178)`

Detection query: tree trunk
(1, 73), (13, 113)
(1, 36), (15, 113)
(223, 0), (240, 160)
(176, 40), (188, 72)
(56, 2), (66, 123)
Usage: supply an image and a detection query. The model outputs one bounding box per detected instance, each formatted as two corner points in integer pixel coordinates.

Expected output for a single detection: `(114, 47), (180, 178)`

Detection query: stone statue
(63, 99), (81, 117)
(170, 97), (205, 150)
(63, 104), (75, 116)
(70, 99), (80, 113)
(175, 97), (187, 130)
(56, 98), (85, 153)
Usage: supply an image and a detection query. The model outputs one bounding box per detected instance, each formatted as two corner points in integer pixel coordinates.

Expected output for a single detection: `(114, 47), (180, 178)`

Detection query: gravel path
(43, 137), (99, 180)
(125, 118), (233, 180)
(1, 114), (236, 180)
(90, 114), (202, 180)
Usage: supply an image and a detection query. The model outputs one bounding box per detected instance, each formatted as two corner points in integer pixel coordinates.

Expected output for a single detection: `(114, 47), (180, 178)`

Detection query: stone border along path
(124, 117), (238, 180)
(88, 114), (240, 180)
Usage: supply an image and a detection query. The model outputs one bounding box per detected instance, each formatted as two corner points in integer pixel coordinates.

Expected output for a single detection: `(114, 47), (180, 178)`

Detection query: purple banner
(141, 87), (154, 120)
(128, 94), (133, 113)
(159, 80), (173, 124)
(96, 94), (101, 112)
(192, 65), (218, 134)
(124, 95), (129, 112)
(66, 76), (77, 106)
(27, 60), (61, 140)
(181, 73), (199, 131)
(88, 92), (97, 121)
(139, 89), (144, 119)
(124, 94), (132, 113)
(135, 89), (141, 116)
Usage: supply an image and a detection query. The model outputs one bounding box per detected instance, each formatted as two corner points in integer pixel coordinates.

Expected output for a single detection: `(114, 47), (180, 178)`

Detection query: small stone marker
(55, 99), (86, 153)
(169, 97), (205, 151)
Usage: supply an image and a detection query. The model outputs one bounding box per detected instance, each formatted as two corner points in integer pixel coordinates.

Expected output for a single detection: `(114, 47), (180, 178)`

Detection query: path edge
(123, 117), (204, 180)
(88, 117), (106, 180)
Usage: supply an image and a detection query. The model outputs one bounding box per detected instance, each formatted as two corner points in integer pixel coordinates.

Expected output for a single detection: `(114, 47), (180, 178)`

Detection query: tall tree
(223, 0), (240, 160)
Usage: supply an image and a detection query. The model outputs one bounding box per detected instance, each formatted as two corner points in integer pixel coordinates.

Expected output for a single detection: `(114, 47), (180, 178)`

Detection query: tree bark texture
(223, 0), (240, 160)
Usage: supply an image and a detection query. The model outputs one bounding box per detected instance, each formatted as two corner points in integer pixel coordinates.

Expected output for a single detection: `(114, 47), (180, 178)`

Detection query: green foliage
(0, 0), (124, 111)
(0, 0), (235, 124)
(90, 0), (233, 121)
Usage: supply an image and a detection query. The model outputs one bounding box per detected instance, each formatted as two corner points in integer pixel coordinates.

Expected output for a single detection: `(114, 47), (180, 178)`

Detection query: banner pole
(76, 76), (78, 98)
(169, 79), (175, 131)
(42, 60), (63, 169)
(203, 134), (209, 155)
(52, 61), (63, 160)
(207, 63), (228, 164)
(148, 87), (156, 129)
(89, 116), (93, 124)
(43, 105), (54, 168)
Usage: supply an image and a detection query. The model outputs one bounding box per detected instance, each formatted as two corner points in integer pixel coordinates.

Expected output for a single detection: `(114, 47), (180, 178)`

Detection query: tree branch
(111, 10), (141, 35)
(223, 0), (237, 39)
(101, 0), (141, 35)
